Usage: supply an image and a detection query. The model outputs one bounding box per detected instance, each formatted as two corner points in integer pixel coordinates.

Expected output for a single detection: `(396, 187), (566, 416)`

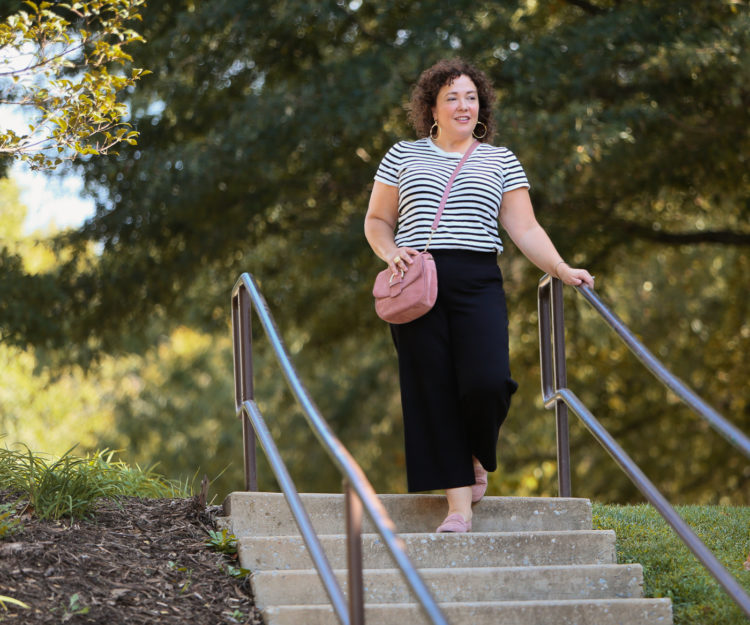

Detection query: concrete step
(225, 492), (672, 624)
(238, 530), (617, 571)
(262, 598), (673, 625)
(224, 492), (592, 536)
(251, 563), (645, 607)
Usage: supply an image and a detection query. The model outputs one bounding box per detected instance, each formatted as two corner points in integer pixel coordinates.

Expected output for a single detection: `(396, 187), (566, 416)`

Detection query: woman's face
(431, 74), (479, 140)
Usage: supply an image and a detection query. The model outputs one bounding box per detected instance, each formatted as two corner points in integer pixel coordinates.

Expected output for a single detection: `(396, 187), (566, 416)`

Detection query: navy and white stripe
(374, 138), (530, 253)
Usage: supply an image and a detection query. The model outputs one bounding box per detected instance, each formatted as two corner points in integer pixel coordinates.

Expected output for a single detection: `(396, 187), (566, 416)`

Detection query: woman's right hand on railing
(557, 263), (595, 288)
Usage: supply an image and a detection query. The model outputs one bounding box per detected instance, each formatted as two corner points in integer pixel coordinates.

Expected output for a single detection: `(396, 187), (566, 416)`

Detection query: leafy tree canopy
(1, 0), (746, 349)
(0, 0), (748, 501)
(0, 0), (148, 170)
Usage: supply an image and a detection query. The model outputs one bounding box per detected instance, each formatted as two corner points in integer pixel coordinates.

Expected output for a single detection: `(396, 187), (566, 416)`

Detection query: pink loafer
(472, 461), (488, 503)
(436, 513), (472, 533)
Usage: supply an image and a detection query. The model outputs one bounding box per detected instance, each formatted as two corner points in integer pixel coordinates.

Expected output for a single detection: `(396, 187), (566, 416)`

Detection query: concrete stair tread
(241, 529), (614, 538)
(225, 492), (593, 536)
(239, 530), (617, 570)
(263, 598), (673, 625)
(253, 562), (641, 575)
(251, 563), (646, 605)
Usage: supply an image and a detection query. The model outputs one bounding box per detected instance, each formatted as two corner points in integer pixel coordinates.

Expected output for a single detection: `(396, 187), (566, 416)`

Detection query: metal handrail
(538, 274), (750, 619)
(231, 272), (449, 625)
(576, 284), (750, 458)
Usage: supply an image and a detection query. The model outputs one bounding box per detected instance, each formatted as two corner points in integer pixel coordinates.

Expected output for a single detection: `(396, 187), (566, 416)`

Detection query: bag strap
(424, 139), (480, 251)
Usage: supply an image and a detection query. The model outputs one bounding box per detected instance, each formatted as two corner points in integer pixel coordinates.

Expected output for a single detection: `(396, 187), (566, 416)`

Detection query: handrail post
(539, 275), (572, 497)
(538, 277), (554, 399)
(232, 285), (258, 491)
(345, 480), (365, 625)
(551, 278), (572, 497)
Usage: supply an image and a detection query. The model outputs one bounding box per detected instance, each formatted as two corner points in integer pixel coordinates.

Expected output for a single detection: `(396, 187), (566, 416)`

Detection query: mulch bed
(0, 493), (264, 624)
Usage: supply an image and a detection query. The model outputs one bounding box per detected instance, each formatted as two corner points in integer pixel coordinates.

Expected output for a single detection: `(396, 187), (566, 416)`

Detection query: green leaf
(0, 595), (31, 610)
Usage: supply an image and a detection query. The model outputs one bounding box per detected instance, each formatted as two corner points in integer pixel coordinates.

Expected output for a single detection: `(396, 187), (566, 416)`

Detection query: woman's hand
(387, 247), (421, 276)
(557, 262), (595, 288)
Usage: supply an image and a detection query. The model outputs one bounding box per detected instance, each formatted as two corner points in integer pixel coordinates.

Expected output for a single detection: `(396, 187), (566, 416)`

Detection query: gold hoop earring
(473, 121), (487, 139)
(430, 120), (440, 140)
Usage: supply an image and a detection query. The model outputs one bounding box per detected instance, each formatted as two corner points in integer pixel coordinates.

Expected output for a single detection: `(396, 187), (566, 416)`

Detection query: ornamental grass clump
(0, 445), (187, 520)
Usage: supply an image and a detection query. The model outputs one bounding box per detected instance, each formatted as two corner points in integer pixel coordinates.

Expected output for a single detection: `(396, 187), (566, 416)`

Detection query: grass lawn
(594, 503), (750, 625)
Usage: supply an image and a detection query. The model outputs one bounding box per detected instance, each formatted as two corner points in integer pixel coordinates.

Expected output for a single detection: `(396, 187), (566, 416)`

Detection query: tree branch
(563, 0), (606, 15)
(613, 220), (750, 246)
(0, 40), (87, 77)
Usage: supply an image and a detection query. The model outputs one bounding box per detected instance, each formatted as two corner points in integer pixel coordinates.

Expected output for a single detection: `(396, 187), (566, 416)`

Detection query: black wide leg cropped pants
(390, 250), (518, 493)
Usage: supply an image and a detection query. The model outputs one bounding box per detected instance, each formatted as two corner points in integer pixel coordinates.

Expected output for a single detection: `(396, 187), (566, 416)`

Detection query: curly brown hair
(408, 59), (496, 143)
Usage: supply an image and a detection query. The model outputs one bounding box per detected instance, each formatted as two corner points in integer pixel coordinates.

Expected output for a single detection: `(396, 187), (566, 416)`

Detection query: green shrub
(0, 444), (189, 520)
(594, 503), (750, 625)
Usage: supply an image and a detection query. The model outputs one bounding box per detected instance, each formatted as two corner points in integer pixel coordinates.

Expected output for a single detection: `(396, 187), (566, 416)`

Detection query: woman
(365, 59), (593, 533)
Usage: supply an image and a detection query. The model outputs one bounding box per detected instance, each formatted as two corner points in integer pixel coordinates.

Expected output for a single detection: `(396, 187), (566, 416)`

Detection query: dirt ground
(0, 492), (264, 624)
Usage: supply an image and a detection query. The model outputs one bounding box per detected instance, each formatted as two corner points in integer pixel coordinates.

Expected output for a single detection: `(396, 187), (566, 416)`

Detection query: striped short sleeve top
(374, 137), (530, 253)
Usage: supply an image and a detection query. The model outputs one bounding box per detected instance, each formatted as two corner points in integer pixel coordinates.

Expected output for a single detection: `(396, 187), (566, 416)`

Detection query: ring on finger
(393, 255), (402, 264)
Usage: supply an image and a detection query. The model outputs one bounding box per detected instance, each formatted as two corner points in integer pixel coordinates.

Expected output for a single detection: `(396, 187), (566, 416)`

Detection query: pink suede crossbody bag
(373, 140), (480, 324)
